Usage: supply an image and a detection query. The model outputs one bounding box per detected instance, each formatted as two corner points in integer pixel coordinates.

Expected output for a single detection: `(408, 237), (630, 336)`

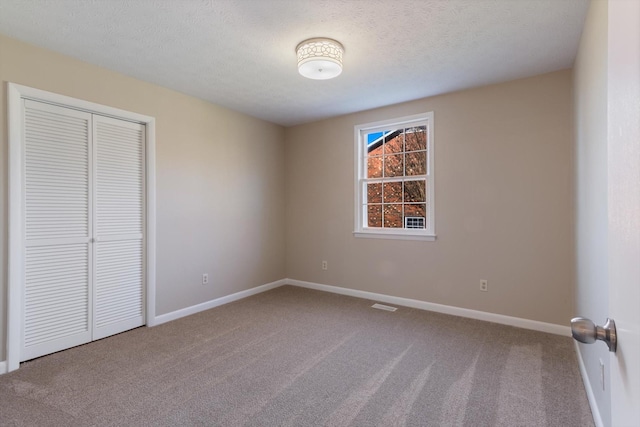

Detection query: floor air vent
(371, 303), (398, 312)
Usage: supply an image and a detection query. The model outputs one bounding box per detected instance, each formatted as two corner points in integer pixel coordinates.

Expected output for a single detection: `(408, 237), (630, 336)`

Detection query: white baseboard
(574, 342), (605, 427)
(1, 277), (572, 377)
(153, 279), (287, 326)
(286, 279), (571, 336)
(151, 277), (570, 336)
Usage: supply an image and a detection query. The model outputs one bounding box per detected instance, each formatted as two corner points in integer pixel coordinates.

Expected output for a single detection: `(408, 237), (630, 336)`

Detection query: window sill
(353, 230), (437, 241)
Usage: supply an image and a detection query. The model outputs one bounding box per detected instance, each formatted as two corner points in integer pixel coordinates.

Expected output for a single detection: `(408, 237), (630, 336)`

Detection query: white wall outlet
(322, 260), (328, 270)
(202, 273), (209, 285)
(480, 279), (488, 292)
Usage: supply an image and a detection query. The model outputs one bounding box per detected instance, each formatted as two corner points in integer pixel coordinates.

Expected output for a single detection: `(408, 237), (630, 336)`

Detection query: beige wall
(285, 70), (575, 326)
(0, 32), (579, 366)
(574, 0), (610, 424)
(0, 34), (286, 361)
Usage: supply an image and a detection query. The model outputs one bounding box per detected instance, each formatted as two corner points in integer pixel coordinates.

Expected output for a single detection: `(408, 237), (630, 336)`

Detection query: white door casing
(607, 0), (640, 425)
(7, 83), (156, 372)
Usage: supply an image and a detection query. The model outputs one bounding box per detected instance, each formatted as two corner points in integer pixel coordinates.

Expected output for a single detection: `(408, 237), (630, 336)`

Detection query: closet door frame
(7, 82), (157, 373)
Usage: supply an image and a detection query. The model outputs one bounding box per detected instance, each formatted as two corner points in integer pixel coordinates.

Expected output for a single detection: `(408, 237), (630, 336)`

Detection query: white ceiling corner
(0, 0), (589, 127)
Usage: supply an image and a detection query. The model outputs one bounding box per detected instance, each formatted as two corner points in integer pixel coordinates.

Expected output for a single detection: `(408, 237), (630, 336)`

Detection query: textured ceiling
(0, 0), (589, 127)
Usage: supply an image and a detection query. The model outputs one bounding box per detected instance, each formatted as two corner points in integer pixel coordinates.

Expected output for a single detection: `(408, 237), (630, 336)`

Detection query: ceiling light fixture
(296, 38), (344, 80)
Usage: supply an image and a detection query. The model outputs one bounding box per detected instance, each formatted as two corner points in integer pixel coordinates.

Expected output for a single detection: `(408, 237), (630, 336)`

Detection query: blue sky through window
(367, 131), (390, 148)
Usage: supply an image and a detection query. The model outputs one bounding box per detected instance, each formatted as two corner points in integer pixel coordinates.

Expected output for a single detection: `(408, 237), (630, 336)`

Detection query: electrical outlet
(322, 260), (328, 270)
(480, 280), (488, 292)
(202, 273), (209, 285)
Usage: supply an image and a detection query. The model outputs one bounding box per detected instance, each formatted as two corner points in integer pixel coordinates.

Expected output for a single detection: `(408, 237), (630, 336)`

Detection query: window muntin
(355, 113), (434, 240)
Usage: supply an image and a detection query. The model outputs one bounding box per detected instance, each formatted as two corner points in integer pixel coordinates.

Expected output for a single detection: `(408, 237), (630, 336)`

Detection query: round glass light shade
(296, 38), (344, 80)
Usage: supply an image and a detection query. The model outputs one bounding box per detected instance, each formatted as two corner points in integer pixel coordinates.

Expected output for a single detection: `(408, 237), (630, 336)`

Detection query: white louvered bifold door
(92, 116), (145, 340)
(22, 100), (93, 361)
(21, 101), (146, 362)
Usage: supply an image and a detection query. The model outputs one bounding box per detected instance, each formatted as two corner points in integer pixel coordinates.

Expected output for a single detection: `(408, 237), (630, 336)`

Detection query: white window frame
(353, 112), (435, 241)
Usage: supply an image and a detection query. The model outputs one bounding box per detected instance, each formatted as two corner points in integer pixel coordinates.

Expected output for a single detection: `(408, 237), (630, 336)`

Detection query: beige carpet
(0, 285), (593, 426)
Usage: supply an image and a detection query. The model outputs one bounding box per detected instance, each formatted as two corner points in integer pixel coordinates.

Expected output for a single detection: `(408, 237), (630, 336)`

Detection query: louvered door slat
(25, 103), (90, 241)
(96, 119), (143, 237)
(22, 101), (93, 362)
(93, 116), (145, 340)
(94, 238), (144, 338)
(23, 242), (91, 360)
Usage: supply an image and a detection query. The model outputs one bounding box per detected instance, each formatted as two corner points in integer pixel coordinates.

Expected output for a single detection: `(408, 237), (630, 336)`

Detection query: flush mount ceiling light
(296, 38), (344, 80)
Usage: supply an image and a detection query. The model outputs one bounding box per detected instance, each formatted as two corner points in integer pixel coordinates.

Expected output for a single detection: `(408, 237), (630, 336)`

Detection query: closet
(21, 99), (146, 362)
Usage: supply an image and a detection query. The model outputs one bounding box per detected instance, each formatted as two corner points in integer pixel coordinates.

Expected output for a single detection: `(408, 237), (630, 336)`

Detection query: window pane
(404, 180), (426, 202)
(366, 131), (387, 156)
(384, 154), (404, 177)
(367, 156), (383, 178)
(383, 130), (404, 154)
(367, 204), (382, 227)
(368, 144), (383, 157)
(383, 181), (403, 203)
(405, 126), (427, 151)
(383, 204), (403, 228)
(404, 203), (426, 220)
(406, 151), (426, 175)
(367, 183), (382, 203)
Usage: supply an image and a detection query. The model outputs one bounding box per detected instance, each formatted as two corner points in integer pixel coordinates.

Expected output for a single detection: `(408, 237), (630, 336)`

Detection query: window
(354, 112), (435, 240)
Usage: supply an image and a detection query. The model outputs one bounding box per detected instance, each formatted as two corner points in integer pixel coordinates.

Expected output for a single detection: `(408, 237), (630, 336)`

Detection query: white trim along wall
(153, 279), (570, 335)
(1, 276), (572, 374)
(6, 83), (157, 372)
(574, 342), (605, 427)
